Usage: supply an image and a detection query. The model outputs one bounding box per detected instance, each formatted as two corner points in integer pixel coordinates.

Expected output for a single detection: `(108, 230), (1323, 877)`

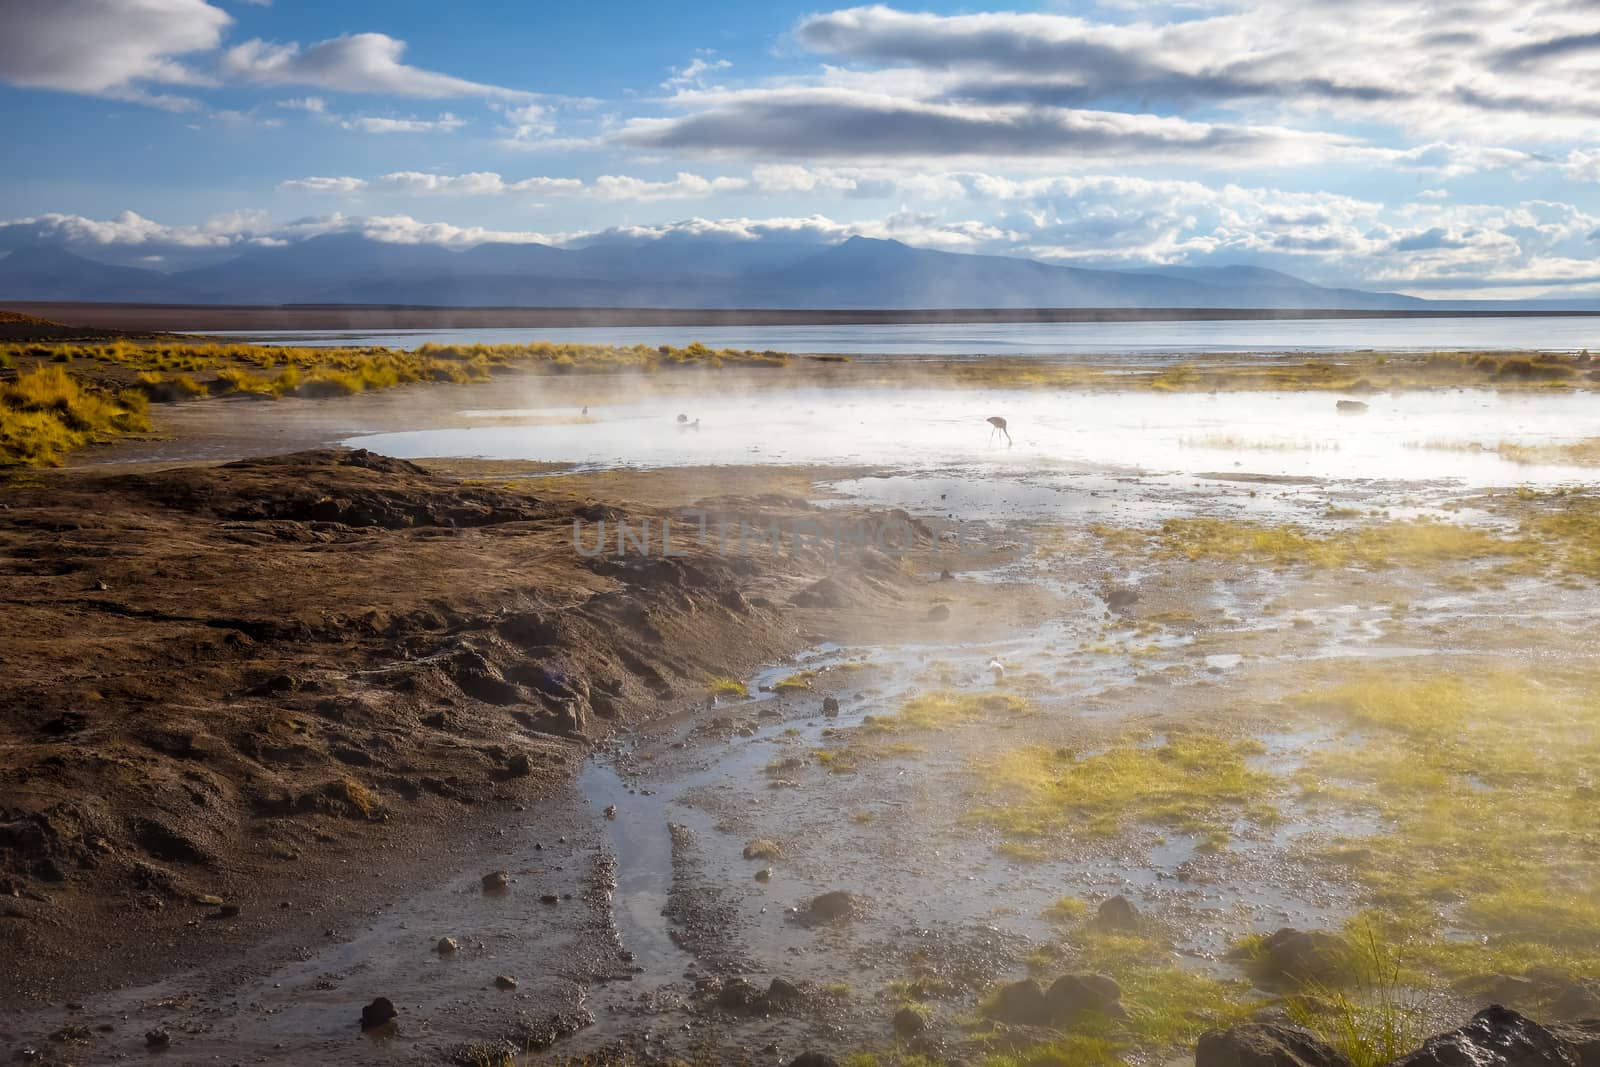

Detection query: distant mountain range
(0, 233), (1565, 310)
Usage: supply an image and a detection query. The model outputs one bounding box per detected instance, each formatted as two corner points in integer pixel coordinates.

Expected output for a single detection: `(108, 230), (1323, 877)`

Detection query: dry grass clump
(1295, 667), (1600, 982)
(971, 733), (1275, 844)
(1, 365), (150, 466)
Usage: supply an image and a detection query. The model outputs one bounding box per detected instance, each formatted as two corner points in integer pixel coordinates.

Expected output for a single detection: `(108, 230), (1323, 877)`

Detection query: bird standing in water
(987, 416), (1012, 446)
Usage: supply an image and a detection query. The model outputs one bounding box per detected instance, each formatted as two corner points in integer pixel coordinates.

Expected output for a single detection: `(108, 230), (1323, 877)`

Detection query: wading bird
(987, 416), (1012, 446)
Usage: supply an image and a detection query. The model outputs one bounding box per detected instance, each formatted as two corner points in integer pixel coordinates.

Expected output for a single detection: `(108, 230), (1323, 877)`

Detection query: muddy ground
(5, 365), (1600, 1066)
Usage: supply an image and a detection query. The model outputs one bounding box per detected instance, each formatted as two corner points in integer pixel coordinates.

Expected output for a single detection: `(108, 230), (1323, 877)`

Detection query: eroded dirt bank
(0, 449), (942, 1008)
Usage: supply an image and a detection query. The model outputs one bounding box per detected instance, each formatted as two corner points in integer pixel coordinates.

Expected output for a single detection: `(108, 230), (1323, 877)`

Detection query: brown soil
(0, 448), (933, 1006)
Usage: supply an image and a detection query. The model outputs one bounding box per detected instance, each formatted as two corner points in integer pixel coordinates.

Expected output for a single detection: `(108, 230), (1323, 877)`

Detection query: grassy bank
(0, 339), (792, 467)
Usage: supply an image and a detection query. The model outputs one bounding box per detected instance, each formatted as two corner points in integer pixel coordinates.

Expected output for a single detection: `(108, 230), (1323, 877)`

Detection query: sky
(3, 0), (1600, 299)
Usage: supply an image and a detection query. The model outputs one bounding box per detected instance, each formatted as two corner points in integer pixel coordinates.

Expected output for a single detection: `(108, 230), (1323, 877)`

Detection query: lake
(219, 315), (1600, 357)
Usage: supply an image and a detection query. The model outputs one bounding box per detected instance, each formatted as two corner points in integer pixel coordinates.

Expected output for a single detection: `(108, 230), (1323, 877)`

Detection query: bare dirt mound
(0, 449), (858, 1001)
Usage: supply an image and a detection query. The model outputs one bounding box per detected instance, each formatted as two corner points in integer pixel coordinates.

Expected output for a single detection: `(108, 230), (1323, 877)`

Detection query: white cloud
(664, 55), (731, 91)
(341, 112), (465, 134)
(220, 32), (531, 99)
(0, 0), (230, 109)
(589, 172), (750, 200)
(276, 95), (325, 113)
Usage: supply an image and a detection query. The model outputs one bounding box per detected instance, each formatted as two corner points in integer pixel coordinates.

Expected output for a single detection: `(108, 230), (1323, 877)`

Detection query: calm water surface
(221, 316), (1600, 357)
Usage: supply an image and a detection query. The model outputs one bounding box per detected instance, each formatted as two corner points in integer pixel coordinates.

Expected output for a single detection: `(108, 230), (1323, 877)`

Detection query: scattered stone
(803, 890), (859, 924)
(1094, 895), (1140, 931)
(717, 977), (770, 1014)
(359, 998), (397, 1030)
(743, 839), (782, 860)
(494, 975), (518, 990)
(1103, 585), (1140, 611)
(1195, 1022), (1352, 1067)
(1388, 1005), (1575, 1067)
(603, 804), (617, 819)
(985, 978), (1052, 1026)
(505, 753), (532, 777)
(144, 1029), (171, 1048)
(435, 937), (459, 954)
(926, 604), (951, 622)
(821, 697), (840, 717)
(1045, 973), (1126, 1022)
(893, 1006), (928, 1036)
(481, 870), (510, 891)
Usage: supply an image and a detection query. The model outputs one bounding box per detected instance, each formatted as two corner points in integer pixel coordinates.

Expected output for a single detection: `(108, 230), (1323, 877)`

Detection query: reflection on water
(346, 386), (1600, 490)
(215, 316), (1600, 356)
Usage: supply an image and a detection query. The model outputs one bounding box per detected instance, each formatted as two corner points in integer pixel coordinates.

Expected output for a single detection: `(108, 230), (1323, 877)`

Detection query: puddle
(346, 386), (1600, 491)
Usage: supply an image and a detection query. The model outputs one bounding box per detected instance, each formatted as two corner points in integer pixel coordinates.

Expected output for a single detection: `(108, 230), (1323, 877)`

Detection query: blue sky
(4, 0), (1600, 298)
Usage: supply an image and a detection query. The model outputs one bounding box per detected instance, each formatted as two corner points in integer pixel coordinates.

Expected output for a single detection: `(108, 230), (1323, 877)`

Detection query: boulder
(822, 697), (840, 717)
(1388, 1005), (1576, 1067)
(481, 870), (510, 891)
(893, 1006), (928, 1036)
(1247, 928), (1346, 985)
(360, 997), (398, 1030)
(1549, 1020), (1600, 1067)
(717, 977), (770, 1015)
(768, 977), (802, 1006)
(1046, 973), (1126, 1022)
(788, 1055), (840, 1067)
(1094, 895), (1140, 931)
(984, 978), (1052, 1026)
(1195, 1023), (1352, 1067)
(804, 891), (859, 924)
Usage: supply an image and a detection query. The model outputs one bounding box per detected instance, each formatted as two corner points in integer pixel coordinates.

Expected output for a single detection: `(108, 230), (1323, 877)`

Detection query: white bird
(988, 659), (1006, 684)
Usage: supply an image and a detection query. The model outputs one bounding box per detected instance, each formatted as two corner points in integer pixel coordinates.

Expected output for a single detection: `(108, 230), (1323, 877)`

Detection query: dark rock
(1094, 894), (1140, 930)
(1549, 1020), (1600, 1066)
(1045, 973), (1126, 1022)
(144, 1029), (171, 1048)
(822, 697), (840, 717)
(788, 1055), (840, 1067)
(359, 997), (397, 1030)
(1103, 585), (1140, 611)
(985, 978), (1052, 1026)
(494, 975), (518, 990)
(435, 937), (459, 953)
(804, 890), (859, 924)
(1388, 1005), (1576, 1067)
(1195, 1022), (1352, 1067)
(481, 870), (510, 891)
(755, 867), (772, 882)
(540, 893), (559, 905)
(216, 903), (241, 918)
(893, 1006), (928, 1036)
(768, 977), (802, 1006)
(926, 604), (951, 622)
(1250, 928), (1346, 985)
(717, 977), (770, 1015)
(506, 753), (532, 777)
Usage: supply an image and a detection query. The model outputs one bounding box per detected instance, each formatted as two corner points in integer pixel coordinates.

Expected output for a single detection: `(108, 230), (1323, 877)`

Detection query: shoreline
(10, 300), (1600, 333)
